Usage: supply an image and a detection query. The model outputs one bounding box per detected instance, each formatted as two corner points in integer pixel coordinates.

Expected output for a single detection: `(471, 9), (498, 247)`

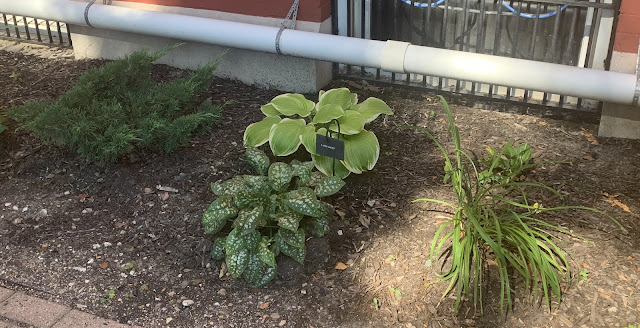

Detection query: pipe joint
(381, 40), (410, 73)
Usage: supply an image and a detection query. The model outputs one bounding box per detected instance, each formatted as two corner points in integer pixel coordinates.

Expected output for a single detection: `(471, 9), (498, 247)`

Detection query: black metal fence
(0, 14), (72, 47)
(334, 0), (620, 111)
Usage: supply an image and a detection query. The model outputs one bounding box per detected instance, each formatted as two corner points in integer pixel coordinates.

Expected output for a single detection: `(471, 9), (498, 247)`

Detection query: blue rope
(398, 0), (569, 19)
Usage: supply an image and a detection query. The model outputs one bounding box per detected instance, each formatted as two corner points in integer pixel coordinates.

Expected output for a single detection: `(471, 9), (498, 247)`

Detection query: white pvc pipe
(0, 0), (637, 106)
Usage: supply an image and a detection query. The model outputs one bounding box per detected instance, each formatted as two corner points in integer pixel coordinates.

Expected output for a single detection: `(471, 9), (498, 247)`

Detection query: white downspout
(0, 0), (637, 106)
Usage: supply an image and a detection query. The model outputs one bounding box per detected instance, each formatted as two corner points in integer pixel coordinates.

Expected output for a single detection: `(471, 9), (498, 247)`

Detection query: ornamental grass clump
(8, 46), (222, 163)
(203, 147), (345, 287)
(408, 96), (624, 314)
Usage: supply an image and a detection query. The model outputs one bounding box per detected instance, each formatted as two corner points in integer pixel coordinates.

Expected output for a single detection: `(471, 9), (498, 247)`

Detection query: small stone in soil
(217, 288), (227, 296)
(182, 300), (194, 307)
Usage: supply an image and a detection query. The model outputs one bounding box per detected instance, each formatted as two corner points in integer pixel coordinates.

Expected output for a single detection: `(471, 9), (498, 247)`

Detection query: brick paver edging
(0, 287), (141, 328)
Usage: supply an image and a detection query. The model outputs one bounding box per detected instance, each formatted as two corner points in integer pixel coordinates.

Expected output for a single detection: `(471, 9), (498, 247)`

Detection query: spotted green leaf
(269, 93), (314, 117)
(278, 228), (305, 248)
(226, 248), (249, 278)
(244, 229), (261, 250)
(315, 176), (345, 197)
(225, 228), (247, 254)
(284, 188), (324, 217)
(268, 162), (294, 191)
(301, 216), (330, 238)
(233, 206), (264, 234)
(211, 237), (226, 261)
(329, 110), (365, 135)
(351, 97), (393, 123)
(312, 104), (345, 124)
(244, 253), (277, 287)
(275, 205), (303, 232)
(242, 175), (271, 197)
(233, 189), (264, 209)
(290, 160), (315, 186)
(269, 118), (306, 156)
(202, 196), (236, 235)
(211, 176), (246, 197)
(257, 237), (276, 268)
(246, 147), (270, 175)
(244, 116), (281, 147)
(275, 232), (306, 265)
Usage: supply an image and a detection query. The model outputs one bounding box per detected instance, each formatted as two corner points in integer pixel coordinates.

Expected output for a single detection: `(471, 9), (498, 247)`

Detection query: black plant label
(316, 134), (344, 160)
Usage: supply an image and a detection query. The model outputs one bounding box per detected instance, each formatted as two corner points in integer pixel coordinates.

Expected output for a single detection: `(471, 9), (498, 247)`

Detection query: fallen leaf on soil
(166, 317), (173, 324)
(335, 209), (346, 217)
(162, 192), (169, 201)
(581, 128), (600, 145)
(637, 266), (640, 272)
(539, 121), (547, 126)
(583, 155), (595, 161)
(335, 262), (348, 270)
(258, 302), (270, 310)
(100, 262), (109, 269)
(76, 194), (90, 200)
(167, 291), (175, 297)
(619, 274), (628, 281)
(558, 314), (573, 327)
(603, 192), (631, 212)
(143, 187), (153, 194)
(156, 185), (179, 193)
(358, 214), (370, 229)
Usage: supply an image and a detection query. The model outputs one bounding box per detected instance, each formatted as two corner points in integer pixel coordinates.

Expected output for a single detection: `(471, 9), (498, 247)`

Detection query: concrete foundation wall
(70, 1), (333, 93)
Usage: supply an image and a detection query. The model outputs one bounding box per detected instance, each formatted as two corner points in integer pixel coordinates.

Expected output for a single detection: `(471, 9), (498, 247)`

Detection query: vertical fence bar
(346, 0), (352, 75)
(22, 16), (31, 40)
(56, 21), (63, 45)
(407, 0), (415, 84)
(375, 0), (382, 79)
(331, 0), (339, 77)
(456, 0), (470, 92)
(439, 0), (449, 90)
(12, 15), (20, 38)
(507, 1), (524, 99)
(391, 0), (398, 82)
(542, 4), (562, 105)
(46, 20), (54, 43)
(361, 0), (366, 77)
(2, 14), (10, 37)
(422, 0), (433, 86)
(34, 18), (42, 42)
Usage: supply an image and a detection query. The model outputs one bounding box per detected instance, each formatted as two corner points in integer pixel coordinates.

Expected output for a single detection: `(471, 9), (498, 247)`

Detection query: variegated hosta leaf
(257, 237), (276, 268)
(318, 88), (356, 110)
(284, 188), (325, 217)
(246, 147), (270, 175)
(278, 228), (305, 248)
(312, 154), (351, 179)
(300, 126), (324, 155)
(202, 196), (237, 235)
(329, 110), (365, 135)
(268, 162), (294, 191)
(233, 206), (264, 234)
(312, 104), (345, 124)
(244, 116), (282, 147)
(269, 93), (315, 117)
(275, 232), (306, 265)
(351, 97), (393, 123)
(225, 228), (247, 254)
(260, 103), (281, 117)
(315, 176), (346, 197)
(275, 206), (304, 232)
(226, 248), (249, 278)
(301, 216), (330, 238)
(244, 253), (277, 287)
(211, 176), (247, 197)
(269, 118), (306, 156)
(211, 237), (226, 261)
(342, 130), (380, 174)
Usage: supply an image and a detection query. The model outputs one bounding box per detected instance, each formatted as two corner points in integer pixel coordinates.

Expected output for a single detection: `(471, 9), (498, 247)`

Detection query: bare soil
(1, 49), (639, 328)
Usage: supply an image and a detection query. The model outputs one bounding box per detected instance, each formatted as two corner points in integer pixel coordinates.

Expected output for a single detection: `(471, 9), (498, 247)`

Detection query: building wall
(70, 0), (333, 93)
(599, 0), (640, 139)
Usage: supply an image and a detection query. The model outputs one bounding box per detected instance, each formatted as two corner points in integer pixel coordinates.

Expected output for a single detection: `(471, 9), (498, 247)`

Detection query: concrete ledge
(599, 103), (640, 139)
(70, 2), (333, 93)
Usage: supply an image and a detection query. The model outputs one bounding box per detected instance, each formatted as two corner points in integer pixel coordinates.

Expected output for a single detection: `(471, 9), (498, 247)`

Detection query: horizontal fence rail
(0, 13), (72, 47)
(334, 0), (619, 111)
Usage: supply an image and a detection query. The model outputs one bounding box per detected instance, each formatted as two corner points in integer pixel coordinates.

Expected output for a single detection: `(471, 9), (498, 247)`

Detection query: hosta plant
(406, 96), (624, 314)
(243, 88), (393, 178)
(202, 147), (345, 287)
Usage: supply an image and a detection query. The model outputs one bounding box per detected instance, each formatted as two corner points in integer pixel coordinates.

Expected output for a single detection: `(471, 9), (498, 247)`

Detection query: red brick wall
(121, 0), (331, 23)
(615, 0), (640, 53)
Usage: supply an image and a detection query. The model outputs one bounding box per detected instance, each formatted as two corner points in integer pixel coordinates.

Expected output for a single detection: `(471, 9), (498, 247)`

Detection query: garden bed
(1, 49), (640, 328)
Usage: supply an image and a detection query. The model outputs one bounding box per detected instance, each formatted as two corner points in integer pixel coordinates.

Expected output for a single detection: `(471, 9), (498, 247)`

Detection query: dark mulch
(1, 49), (639, 328)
